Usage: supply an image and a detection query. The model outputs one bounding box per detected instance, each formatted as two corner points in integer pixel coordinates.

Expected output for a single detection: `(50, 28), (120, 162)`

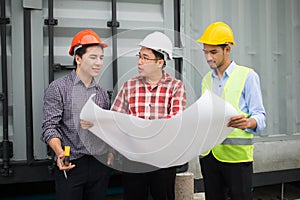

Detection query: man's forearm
(48, 137), (63, 156)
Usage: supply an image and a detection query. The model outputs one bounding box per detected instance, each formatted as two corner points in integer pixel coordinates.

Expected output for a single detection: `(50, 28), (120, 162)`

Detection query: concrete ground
(106, 182), (300, 200)
(1, 181), (299, 200)
(252, 183), (300, 200)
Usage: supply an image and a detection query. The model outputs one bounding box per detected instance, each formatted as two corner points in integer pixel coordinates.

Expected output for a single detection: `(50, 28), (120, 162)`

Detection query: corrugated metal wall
(1, 0), (300, 161)
(44, 0), (176, 159)
(45, 0), (175, 91)
(2, 0), (175, 160)
(182, 0), (300, 138)
(1, 0), (300, 184)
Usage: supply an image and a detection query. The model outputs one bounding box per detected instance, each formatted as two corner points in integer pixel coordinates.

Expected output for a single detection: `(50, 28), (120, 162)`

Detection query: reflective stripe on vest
(222, 138), (253, 145)
(201, 65), (254, 163)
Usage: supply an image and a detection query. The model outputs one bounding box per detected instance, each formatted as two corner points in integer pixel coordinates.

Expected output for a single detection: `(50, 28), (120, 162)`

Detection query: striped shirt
(41, 70), (111, 160)
(111, 71), (186, 119)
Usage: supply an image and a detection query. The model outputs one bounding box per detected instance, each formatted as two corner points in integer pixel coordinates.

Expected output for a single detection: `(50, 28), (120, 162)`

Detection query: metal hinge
(53, 63), (75, 71)
(172, 47), (183, 58)
(44, 18), (58, 26)
(0, 93), (5, 101)
(0, 17), (10, 25)
(107, 21), (120, 28)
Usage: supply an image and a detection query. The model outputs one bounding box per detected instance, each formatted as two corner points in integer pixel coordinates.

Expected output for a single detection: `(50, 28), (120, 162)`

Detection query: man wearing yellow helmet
(197, 22), (266, 199)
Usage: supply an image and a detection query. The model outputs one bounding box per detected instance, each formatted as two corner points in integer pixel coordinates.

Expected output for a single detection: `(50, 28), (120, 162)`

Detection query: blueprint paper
(80, 90), (238, 168)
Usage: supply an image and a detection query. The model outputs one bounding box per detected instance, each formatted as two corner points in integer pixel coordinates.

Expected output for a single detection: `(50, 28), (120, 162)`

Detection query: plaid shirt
(41, 70), (111, 160)
(111, 71), (186, 119)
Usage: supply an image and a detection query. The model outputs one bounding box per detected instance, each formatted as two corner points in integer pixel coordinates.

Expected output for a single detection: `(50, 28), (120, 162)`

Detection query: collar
(211, 61), (236, 79)
(71, 70), (97, 87)
(138, 70), (172, 85)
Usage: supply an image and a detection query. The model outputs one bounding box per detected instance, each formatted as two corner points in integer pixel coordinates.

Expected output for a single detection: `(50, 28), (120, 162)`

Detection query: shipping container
(0, 0), (299, 191)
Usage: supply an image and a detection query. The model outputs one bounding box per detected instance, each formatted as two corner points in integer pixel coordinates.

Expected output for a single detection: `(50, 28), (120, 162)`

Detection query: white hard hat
(139, 31), (173, 60)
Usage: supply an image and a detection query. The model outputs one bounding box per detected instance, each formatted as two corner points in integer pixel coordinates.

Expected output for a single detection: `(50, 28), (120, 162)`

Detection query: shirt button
(149, 104), (151, 107)
(219, 85), (222, 87)
(149, 117), (151, 120)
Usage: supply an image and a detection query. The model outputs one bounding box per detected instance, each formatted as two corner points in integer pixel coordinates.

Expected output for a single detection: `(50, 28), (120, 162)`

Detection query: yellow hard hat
(197, 21), (236, 46)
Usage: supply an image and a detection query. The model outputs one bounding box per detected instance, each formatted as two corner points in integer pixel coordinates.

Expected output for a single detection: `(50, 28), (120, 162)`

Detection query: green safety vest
(201, 65), (254, 163)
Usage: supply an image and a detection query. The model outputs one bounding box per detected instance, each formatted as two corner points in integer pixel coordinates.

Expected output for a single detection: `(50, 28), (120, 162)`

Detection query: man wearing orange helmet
(42, 29), (113, 200)
(197, 22), (266, 199)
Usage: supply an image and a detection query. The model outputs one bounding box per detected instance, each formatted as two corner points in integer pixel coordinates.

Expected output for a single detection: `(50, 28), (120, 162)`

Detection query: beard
(207, 60), (218, 69)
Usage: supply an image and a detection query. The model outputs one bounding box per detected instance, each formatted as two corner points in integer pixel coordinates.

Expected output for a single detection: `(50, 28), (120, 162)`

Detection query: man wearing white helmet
(111, 31), (186, 200)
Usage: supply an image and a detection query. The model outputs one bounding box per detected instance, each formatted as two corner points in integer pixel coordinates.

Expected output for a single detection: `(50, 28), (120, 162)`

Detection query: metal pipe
(111, 0), (118, 89)
(0, 0), (12, 176)
(23, 8), (34, 164)
(173, 0), (188, 173)
(174, 0), (182, 80)
(47, 0), (55, 83)
(174, 0), (181, 48)
(43, 0), (58, 164)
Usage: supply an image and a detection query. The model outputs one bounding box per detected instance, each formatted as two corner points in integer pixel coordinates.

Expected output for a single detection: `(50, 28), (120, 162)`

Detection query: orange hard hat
(69, 29), (108, 56)
(197, 22), (236, 46)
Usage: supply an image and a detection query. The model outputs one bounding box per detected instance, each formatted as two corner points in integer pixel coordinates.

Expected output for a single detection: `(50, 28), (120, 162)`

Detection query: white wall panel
(43, 0), (174, 92)
(182, 0), (300, 137)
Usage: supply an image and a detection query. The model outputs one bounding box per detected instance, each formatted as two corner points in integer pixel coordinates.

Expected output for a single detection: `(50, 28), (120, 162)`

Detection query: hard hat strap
(73, 45), (83, 56)
(156, 49), (169, 60)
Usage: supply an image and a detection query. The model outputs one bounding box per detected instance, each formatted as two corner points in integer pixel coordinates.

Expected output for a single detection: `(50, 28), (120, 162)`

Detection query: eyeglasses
(136, 54), (160, 62)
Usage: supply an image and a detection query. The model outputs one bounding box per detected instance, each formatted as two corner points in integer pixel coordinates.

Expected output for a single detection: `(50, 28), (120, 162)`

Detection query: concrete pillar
(175, 172), (194, 200)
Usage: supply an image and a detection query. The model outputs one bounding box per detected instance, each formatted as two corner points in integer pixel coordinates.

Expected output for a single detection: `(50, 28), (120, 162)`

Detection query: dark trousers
(123, 167), (177, 200)
(200, 152), (253, 200)
(54, 155), (111, 200)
